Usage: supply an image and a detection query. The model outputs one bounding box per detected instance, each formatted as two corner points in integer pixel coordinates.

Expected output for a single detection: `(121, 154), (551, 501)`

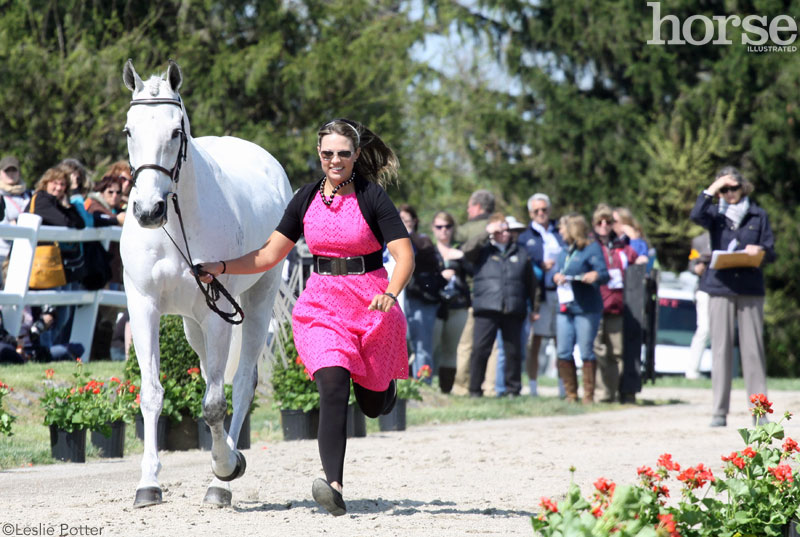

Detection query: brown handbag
(28, 193), (67, 289)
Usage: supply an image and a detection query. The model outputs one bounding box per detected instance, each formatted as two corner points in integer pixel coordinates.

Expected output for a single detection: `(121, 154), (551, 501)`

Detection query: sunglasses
(719, 185), (741, 194)
(105, 190), (121, 195)
(434, 224), (453, 230)
(320, 150), (354, 160)
(532, 208), (549, 215)
(594, 219), (614, 226)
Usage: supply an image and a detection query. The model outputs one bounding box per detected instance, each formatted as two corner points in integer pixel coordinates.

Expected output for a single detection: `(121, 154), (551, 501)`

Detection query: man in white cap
(0, 156), (32, 282)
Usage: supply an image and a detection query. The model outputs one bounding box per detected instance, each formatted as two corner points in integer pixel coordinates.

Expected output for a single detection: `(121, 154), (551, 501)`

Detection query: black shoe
(312, 478), (347, 516)
(381, 380), (397, 415)
(619, 393), (636, 405)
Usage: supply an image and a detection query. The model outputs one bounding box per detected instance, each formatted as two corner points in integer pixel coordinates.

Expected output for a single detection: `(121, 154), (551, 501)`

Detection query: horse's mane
(144, 75), (165, 97)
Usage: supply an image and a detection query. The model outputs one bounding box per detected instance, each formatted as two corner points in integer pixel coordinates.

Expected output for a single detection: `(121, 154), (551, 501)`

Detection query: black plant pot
(378, 398), (407, 432)
(91, 421), (126, 458)
(50, 425), (87, 463)
(197, 413), (251, 451)
(280, 408), (318, 441)
(347, 404), (367, 438)
(784, 519), (800, 537)
(134, 413), (168, 451)
(165, 411), (199, 451)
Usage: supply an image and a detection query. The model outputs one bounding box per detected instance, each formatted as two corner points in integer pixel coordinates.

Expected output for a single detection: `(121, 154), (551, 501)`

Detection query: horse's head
(123, 59), (190, 229)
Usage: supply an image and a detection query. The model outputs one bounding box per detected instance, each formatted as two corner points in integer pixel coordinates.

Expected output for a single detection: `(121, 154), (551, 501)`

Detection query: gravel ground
(2, 385), (798, 537)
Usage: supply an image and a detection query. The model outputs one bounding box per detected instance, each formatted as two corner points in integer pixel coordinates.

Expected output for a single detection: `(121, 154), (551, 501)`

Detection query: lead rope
(163, 194), (245, 325)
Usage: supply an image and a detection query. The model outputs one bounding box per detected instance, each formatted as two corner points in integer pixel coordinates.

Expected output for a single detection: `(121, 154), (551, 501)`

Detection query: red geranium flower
(656, 513), (680, 537)
(768, 464), (794, 483)
(657, 453), (681, 472)
(750, 393), (774, 415)
(677, 463), (715, 490)
(741, 446), (757, 458)
(783, 437), (798, 453)
(45, 369), (55, 379)
(539, 497), (558, 513)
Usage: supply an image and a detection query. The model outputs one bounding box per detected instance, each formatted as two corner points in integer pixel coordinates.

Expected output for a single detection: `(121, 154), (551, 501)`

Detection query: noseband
(127, 98), (188, 186)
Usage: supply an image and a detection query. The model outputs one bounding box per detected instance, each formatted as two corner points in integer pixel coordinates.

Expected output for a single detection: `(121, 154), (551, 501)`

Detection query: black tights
(314, 366), (392, 485)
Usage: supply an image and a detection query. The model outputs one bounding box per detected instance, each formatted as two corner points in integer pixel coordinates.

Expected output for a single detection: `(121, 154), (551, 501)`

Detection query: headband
(324, 120), (361, 148)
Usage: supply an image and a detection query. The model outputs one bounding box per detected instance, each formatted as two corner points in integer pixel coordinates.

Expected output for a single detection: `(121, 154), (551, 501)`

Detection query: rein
(128, 97), (245, 325)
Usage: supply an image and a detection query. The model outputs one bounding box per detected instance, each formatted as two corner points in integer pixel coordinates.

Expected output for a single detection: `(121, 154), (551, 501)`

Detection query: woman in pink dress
(199, 119), (414, 516)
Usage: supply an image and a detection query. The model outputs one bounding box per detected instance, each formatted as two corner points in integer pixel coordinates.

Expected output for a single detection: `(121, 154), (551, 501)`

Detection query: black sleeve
(373, 186), (408, 244)
(275, 184), (315, 243)
(31, 194), (86, 229)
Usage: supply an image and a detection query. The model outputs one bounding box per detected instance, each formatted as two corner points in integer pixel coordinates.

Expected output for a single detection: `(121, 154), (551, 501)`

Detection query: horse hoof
(133, 487), (163, 508)
(203, 486), (232, 507)
(214, 450), (246, 482)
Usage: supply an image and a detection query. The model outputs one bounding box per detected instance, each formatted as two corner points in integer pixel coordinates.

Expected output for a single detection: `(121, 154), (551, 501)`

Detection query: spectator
(591, 204), (641, 403)
(686, 230), (711, 380)
(553, 213), (609, 403)
(400, 204), (444, 384)
(431, 211), (470, 393)
(0, 155), (32, 284)
(690, 166), (775, 427)
(24, 165), (86, 348)
(17, 305), (84, 362)
(462, 213), (538, 397)
(611, 207), (650, 264)
(60, 158), (93, 228)
(85, 175), (125, 225)
(452, 189), (498, 396)
(453, 190), (497, 391)
(518, 193), (564, 397)
(104, 160), (133, 210)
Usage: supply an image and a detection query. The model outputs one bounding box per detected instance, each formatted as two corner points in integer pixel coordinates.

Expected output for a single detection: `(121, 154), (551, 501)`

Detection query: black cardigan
(275, 177), (408, 247)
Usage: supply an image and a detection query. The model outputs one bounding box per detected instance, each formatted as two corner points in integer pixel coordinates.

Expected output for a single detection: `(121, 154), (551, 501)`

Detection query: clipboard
(709, 250), (765, 270)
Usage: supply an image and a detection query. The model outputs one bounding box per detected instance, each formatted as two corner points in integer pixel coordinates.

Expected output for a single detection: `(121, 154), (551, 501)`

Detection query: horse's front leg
(127, 292), (164, 507)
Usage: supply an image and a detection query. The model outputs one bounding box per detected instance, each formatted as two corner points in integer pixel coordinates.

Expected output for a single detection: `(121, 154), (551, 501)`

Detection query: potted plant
(0, 380), (16, 436)
(347, 383), (367, 439)
(532, 394), (800, 537)
(90, 377), (139, 458)
(270, 323), (320, 441)
(378, 365), (429, 432)
(41, 361), (109, 462)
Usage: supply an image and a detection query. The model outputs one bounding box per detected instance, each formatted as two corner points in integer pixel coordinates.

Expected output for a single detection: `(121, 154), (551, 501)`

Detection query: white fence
(0, 213), (125, 360)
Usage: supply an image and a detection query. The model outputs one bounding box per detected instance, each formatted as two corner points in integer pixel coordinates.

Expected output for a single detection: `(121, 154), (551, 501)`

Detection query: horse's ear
(123, 59), (144, 93)
(167, 60), (183, 92)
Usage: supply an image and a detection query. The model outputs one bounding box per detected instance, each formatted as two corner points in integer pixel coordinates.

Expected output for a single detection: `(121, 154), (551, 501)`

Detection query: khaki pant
(452, 308), (497, 396)
(593, 313), (624, 402)
(709, 295), (767, 418)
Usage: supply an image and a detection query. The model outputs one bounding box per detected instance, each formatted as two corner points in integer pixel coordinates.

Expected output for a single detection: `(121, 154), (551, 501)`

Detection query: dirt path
(2, 386), (799, 537)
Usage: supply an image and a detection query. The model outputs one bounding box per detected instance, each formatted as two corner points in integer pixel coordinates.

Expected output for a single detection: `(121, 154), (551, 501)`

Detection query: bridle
(127, 97), (188, 187)
(126, 96), (244, 325)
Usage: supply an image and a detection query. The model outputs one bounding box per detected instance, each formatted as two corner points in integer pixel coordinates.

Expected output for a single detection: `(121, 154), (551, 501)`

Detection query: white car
(653, 271), (714, 376)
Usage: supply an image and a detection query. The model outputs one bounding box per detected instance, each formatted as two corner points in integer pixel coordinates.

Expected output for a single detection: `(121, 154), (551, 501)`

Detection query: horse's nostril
(153, 201), (166, 218)
(132, 202), (141, 216)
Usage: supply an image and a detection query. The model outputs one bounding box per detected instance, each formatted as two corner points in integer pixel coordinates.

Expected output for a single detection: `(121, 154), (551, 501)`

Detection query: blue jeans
(556, 311), (602, 363)
(406, 296), (439, 384)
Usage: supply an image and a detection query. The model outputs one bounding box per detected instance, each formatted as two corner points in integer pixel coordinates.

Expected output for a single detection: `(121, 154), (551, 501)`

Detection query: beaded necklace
(319, 174), (356, 207)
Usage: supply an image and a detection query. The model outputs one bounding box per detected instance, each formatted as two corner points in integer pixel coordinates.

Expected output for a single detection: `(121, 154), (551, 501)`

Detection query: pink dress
(292, 192), (408, 391)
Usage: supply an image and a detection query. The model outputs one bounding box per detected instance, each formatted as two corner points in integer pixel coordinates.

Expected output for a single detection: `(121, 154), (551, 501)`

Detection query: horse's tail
(223, 322), (243, 384)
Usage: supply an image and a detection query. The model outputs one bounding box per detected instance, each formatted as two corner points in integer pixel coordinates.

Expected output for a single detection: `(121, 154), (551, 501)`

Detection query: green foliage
(270, 323), (319, 412)
(0, 381), (16, 436)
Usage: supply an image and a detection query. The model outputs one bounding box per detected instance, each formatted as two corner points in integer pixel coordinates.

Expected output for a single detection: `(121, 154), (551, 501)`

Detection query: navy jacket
(518, 220), (564, 291)
(555, 241), (609, 315)
(463, 234), (538, 317)
(689, 192), (775, 297)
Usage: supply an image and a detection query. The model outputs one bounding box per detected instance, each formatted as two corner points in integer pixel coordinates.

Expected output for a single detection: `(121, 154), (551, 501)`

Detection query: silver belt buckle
(331, 257), (347, 276)
(348, 256), (366, 275)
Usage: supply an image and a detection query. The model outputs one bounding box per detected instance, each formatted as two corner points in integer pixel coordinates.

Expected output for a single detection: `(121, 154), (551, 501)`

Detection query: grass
(2, 360), (798, 469)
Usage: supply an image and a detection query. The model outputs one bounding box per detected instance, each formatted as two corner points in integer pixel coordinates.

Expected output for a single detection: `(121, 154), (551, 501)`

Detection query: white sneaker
(685, 370), (700, 380)
(529, 380), (538, 397)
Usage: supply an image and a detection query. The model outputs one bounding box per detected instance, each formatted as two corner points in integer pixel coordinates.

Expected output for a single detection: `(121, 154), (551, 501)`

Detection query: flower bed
(533, 394), (800, 537)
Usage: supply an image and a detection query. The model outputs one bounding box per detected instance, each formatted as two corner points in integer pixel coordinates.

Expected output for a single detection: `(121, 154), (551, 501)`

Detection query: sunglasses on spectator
(719, 185), (741, 194)
(3, 167), (18, 173)
(105, 190), (121, 195)
(434, 224), (453, 230)
(532, 208), (548, 215)
(594, 218), (614, 226)
(320, 150), (354, 160)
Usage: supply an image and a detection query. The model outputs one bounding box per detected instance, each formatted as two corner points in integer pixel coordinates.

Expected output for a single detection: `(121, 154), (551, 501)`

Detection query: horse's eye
(171, 129), (182, 140)
(123, 127), (131, 137)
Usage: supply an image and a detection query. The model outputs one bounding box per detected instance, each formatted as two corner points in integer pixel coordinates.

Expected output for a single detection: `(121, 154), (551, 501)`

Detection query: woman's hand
(368, 293), (397, 313)
(581, 271), (599, 284)
(441, 268), (456, 281)
(744, 244), (763, 256)
(553, 272), (566, 286)
(708, 175), (739, 196)
(196, 261), (224, 284)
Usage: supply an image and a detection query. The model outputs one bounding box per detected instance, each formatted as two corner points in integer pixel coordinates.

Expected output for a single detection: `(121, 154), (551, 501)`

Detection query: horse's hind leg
(127, 290), (165, 507)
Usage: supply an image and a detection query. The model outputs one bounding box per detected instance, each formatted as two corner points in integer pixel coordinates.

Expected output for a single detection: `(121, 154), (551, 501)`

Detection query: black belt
(313, 250), (383, 276)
